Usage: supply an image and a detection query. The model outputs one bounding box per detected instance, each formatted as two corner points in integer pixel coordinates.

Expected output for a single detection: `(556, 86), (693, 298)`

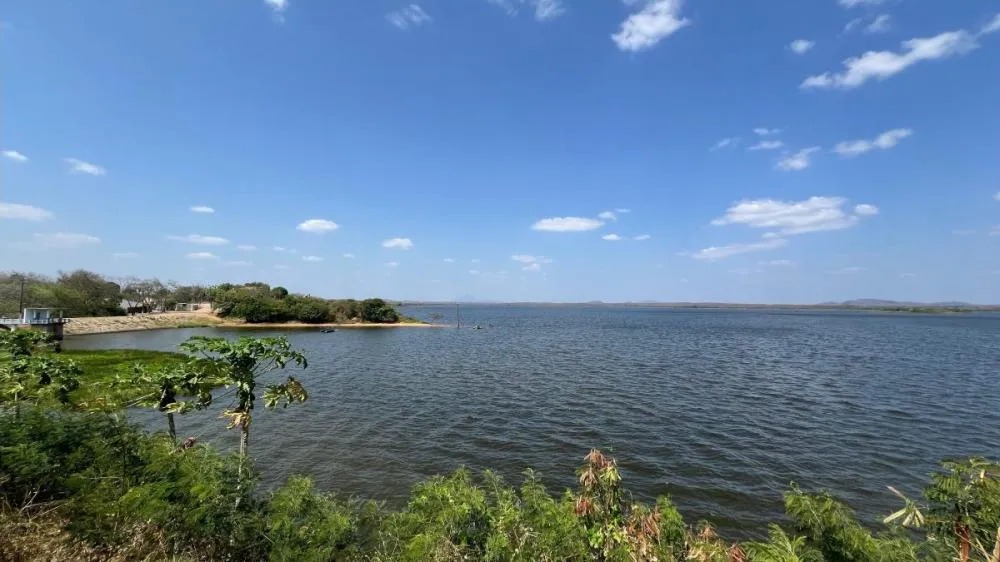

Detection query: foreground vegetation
(1, 332), (998, 561)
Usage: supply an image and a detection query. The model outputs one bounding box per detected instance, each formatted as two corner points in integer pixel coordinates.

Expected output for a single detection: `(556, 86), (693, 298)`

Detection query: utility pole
(17, 275), (25, 313)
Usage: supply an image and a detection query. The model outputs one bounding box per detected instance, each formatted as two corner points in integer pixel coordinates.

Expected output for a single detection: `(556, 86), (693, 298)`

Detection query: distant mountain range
(822, 299), (978, 307)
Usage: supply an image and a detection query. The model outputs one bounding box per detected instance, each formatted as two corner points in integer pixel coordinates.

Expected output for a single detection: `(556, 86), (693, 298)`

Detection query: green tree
(361, 298), (400, 323)
(0, 331), (80, 417)
(120, 277), (167, 313)
(178, 336), (308, 475)
(50, 270), (123, 316)
(117, 362), (219, 441)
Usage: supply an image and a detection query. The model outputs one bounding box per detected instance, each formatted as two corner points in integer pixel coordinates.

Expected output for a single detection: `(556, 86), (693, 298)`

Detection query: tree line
(0, 270), (209, 318)
(1, 271), (406, 324)
(1, 332), (998, 560)
(209, 282), (403, 324)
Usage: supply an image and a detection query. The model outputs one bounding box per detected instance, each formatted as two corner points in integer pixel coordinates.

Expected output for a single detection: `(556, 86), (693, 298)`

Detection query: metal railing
(0, 317), (70, 325)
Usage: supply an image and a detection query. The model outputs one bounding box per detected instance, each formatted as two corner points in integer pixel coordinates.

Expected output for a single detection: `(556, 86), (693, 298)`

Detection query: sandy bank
(64, 311), (432, 336)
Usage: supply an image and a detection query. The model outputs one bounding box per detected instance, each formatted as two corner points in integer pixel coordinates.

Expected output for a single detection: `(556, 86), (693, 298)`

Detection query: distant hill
(832, 299), (977, 307)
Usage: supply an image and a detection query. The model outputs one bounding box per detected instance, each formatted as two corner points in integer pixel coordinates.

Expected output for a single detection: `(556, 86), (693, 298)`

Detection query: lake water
(65, 305), (1000, 536)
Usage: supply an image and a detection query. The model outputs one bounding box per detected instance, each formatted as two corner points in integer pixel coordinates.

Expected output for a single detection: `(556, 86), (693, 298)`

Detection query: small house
(22, 308), (56, 324)
(0, 308), (68, 340)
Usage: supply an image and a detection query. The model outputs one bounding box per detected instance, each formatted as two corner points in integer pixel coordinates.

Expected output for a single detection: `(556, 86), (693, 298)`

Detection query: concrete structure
(0, 308), (69, 340)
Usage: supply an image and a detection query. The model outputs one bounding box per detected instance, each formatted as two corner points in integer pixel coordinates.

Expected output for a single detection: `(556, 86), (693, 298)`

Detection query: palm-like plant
(745, 524), (822, 562)
(116, 362), (219, 441)
(178, 336), (308, 476)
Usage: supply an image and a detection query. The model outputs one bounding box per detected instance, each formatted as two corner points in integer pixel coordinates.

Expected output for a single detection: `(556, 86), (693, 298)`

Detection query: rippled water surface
(66, 306), (1000, 535)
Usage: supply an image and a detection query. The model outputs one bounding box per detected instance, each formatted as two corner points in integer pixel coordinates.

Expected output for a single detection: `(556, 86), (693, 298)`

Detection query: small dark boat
(321, 328), (336, 333)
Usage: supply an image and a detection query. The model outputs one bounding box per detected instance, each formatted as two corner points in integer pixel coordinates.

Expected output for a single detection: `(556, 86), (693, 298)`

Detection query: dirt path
(64, 307), (433, 336)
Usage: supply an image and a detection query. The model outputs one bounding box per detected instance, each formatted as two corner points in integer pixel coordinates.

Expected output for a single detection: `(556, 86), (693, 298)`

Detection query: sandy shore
(64, 311), (432, 336)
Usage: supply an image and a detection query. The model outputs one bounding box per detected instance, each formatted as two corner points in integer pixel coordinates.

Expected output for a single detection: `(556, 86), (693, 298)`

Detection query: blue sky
(1, 0), (998, 303)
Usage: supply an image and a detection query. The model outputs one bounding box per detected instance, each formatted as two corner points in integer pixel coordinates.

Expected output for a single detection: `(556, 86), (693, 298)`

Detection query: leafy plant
(116, 361), (219, 441)
(178, 336), (308, 475)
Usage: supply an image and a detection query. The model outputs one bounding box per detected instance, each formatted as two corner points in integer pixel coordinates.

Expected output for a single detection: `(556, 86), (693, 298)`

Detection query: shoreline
(63, 312), (433, 336)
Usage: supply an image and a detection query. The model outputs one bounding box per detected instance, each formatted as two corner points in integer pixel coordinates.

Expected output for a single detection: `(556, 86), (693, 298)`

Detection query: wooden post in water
(456, 303), (461, 329)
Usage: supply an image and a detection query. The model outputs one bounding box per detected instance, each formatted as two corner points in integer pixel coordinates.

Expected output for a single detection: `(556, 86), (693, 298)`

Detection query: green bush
(361, 298), (400, 323)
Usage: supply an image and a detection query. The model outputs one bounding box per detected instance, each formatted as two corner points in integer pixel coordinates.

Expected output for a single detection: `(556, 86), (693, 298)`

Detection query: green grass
(13, 349), (190, 407)
(59, 348), (187, 376)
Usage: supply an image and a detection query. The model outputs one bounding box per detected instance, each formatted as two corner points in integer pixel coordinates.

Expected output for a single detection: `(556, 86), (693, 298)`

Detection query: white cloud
(302, 255), (324, 262)
(776, 147), (821, 171)
(488, 0), (566, 21)
(469, 269), (480, 275)
(2, 150), (27, 162)
(802, 30), (980, 90)
(602, 234), (624, 241)
(225, 260), (253, 267)
(789, 39), (815, 55)
(387, 4), (432, 29)
(0, 202), (52, 221)
(297, 218), (339, 233)
(832, 266), (865, 274)
(712, 137), (739, 150)
(511, 254), (552, 264)
(866, 14), (891, 34)
(899, 272), (917, 278)
(634, 234), (652, 241)
(612, 0), (690, 53)
(693, 238), (788, 261)
(753, 128), (780, 136)
(990, 225), (1000, 236)
(273, 246), (287, 252)
(838, 0), (885, 7)
(443, 257), (455, 263)
(511, 254), (552, 271)
(616, 208), (631, 214)
(186, 252), (218, 260)
(190, 205), (215, 214)
(32, 233), (100, 249)
(748, 140), (784, 151)
(598, 210), (619, 220)
(533, 0), (565, 21)
(471, 258), (481, 263)
(382, 237), (414, 250)
(113, 252), (140, 259)
(237, 244), (257, 251)
(532, 216), (604, 232)
(984, 14), (1000, 35)
(64, 157), (106, 176)
(385, 261), (399, 268)
(167, 234), (229, 245)
(854, 204), (879, 216)
(761, 259), (794, 266)
(844, 17), (864, 33)
(994, 191), (1000, 202)
(834, 128), (913, 157)
(344, 253), (356, 259)
(712, 196), (877, 235)
(264, 0), (288, 19)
